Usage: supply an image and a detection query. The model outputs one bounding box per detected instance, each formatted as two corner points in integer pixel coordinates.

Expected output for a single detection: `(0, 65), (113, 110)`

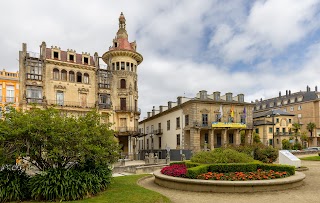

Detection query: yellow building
(0, 69), (19, 115)
(18, 13), (142, 159)
(253, 109), (295, 148)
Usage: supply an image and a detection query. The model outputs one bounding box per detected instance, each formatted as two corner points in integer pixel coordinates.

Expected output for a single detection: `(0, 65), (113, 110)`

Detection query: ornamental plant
(161, 164), (187, 177)
(197, 169), (289, 181)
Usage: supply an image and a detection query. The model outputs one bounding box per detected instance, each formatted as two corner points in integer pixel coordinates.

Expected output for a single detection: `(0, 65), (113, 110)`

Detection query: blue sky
(1, 0), (320, 118)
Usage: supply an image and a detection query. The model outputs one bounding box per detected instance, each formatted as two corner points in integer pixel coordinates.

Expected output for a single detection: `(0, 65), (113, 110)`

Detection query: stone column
(222, 129), (228, 146)
(190, 128), (201, 152)
(209, 129), (214, 150)
(235, 129), (241, 146)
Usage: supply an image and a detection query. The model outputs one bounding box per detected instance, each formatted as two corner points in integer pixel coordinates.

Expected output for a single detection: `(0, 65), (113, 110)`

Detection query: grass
(300, 156), (320, 161)
(20, 174), (171, 203)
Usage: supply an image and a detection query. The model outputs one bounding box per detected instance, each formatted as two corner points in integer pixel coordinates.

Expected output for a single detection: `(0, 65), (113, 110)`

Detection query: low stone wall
(154, 170), (305, 193)
(113, 164), (168, 174)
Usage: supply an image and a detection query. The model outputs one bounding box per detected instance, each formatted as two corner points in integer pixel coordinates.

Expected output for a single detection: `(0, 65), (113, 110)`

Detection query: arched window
(77, 72), (82, 83)
(61, 69), (67, 81)
(53, 68), (59, 80)
(69, 71), (75, 82)
(120, 79), (126, 89)
(83, 73), (89, 84)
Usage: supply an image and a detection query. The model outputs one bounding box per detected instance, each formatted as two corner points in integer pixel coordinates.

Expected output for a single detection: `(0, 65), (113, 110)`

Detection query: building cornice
(102, 50), (143, 65)
(46, 59), (96, 71)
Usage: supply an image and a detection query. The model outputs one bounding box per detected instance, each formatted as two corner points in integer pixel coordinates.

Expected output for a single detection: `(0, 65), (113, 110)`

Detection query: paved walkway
(138, 159), (320, 203)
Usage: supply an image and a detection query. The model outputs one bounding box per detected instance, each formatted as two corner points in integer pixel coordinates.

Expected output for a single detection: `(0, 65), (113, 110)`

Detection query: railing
(98, 83), (111, 89)
(26, 98), (43, 104)
(46, 100), (95, 108)
(99, 103), (112, 109)
(99, 64), (108, 69)
(5, 97), (15, 103)
(114, 127), (138, 133)
(275, 132), (293, 136)
(114, 106), (141, 114)
(153, 129), (163, 135)
(27, 52), (40, 58)
(26, 73), (42, 80)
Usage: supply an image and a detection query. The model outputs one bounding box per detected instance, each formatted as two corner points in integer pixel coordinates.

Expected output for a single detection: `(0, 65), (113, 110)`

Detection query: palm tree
(306, 122), (316, 137)
(292, 123), (301, 144)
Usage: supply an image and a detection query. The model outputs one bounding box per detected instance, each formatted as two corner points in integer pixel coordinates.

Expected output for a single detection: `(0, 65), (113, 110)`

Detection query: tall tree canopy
(306, 122), (316, 137)
(0, 108), (120, 171)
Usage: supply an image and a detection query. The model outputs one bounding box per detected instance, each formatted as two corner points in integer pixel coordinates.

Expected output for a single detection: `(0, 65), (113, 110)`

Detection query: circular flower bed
(161, 164), (187, 177)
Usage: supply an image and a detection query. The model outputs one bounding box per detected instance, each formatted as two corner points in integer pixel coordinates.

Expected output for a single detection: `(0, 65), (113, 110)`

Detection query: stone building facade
(0, 69), (19, 115)
(254, 86), (320, 147)
(253, 109), (295, 148)
(18, 13), (142, 159)
(138, 90), (254, 160)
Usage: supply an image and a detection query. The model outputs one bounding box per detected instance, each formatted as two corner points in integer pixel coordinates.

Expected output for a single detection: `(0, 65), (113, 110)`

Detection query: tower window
(53, 51), (59, 59)
(115, 42), (118, 47)
(121, 62), (125, 70)
(120, 79), (126, 89)
(69, 54), (74, 62)
(77, 72), (82, 83)
(83, 57), (89, 64)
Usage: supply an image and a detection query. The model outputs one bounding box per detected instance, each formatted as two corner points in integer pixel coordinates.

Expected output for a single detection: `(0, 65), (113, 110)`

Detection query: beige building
(253, 109), (295, 148)
(18, 13), (142, 159)
(0, 69), (19, 115)
(138, 90), (254, 160)
(254, 86), (320, 147)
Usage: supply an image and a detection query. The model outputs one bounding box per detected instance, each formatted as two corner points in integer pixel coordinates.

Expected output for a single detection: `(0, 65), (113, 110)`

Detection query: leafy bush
(186, 165), (209, 179)
(292, 142), (302, 150)
(161, 164), (187, 177)
(257, 163), (295, 175)
(282, 139), (291, 150)
(29, 166), (112, 201)
(0, 165), (30, 202)
(190, 148), (254, 164)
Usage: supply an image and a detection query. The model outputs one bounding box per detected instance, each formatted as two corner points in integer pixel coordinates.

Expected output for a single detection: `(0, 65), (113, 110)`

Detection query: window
(99, 94), (111, 109)
(289, 119), (292, 123)
(277, 139), (279, 144)
(205, 133), (209, 143)
(53, 68), (59, 80)
(176, 117), (180, 128)
(77, 72), (82, 82)
(276, 128), (280, 133)
(147, 139), (149, 150)
(158, 123), (162, 133)
(185, 115), (189, 126)
(126, 62), (130, 71)
(121, 62), (125, 70)
(6, 85), (14, 103)
(69, 71), (75, 82)
(116, 62), (120, 70)
(298, 114), (302, 118)
(83, 73), (89, 84)
(240, 115), (246, 124)
(83, 57), (89, 64)
(176, 134), (180, 146)
(216, 114), (221, 122)
(276, 118), (279, 123)
(112, 63), (115, 70)
(27, 64), (42, 80)
(202, 114), (208, 126)
(131, 63), (133, 71)
(167, 120), (170, 131)
(290, 107), (294, 111)
(269, 139), (273, 146)
(228, 134), (234, 144)
(255, 128), (259, 134)
(26, 86), (42, 103)
(298, 105), (302, 110)
(269, 127), (273, 133)
(159, 137), (162, 149)
(282, 128), (286, 133)
(120, 98), (126, 110)
(120, 79), (126, 89)
(61, 69), (67, 81)
(99, 71), (111, 88)
(56, 91), (64, 105)
(53, 51), (59, 59)
(69, 54), (74, 62)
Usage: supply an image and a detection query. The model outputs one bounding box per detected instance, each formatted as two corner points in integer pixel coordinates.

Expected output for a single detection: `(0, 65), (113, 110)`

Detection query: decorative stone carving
(78, 87), (89, 93)
(200, 108), (210, 113)
(54, 85), (66, 90)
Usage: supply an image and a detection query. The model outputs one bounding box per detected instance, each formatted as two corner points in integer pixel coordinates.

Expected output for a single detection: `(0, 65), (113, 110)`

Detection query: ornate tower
(102, 12), (143, 159)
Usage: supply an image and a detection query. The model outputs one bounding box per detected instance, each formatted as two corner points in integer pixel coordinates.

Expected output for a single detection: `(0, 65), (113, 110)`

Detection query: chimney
(199, 90), (207, 100)
(177, 96), (182, 105)
(147, 112), (151, 118)
(307, 85), (309, 92)
(289, 90), (291, 95)
(286, 90), (288, 96)
(159, 106), (163, 113)
(316, 86), (318, 92)
(22, 43), (27, 53)
(279, 91), (281, 97)
(152, 106), (155, 116)
(168, 101), (172, 109)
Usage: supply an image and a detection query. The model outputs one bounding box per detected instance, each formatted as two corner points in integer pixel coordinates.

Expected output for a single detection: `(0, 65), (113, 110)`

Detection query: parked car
(305, 147), (320, 151)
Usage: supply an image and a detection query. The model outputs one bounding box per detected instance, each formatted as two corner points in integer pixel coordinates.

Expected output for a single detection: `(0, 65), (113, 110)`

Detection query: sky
(1, 0), (320, 118)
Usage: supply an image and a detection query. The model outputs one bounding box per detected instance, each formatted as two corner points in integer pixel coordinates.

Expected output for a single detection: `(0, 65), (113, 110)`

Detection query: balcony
(99, 103), (112, 109)
(26, 73), (42, 81)
(98, 83), (111, 89)
(114, 106), (141, 114)
(26, 98), (43, 104)
(275, 132), (293, 136)
(153, 129), (163, 135)
(114, 127), (138, 134)
(46, 100), (95, 108)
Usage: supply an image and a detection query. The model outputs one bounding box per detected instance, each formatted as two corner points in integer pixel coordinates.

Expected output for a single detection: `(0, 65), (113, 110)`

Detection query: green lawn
(22, 174), (171, 203)
(300, 156), (320, 161)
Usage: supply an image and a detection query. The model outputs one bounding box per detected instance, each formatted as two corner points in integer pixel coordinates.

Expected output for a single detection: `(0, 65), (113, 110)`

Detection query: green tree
(306, 122), (316, 137)
(0, 108), (120, 171)
(292, 123), (301, 144)
(282, 139), (291, 150)
(252, 132), (261, 143)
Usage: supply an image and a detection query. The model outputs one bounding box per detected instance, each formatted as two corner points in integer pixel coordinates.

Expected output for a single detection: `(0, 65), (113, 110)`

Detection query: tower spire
(117, 12), (128, 39)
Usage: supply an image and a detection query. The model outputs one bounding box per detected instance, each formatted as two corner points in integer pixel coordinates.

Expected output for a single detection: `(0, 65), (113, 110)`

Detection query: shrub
(0, 165), (30, 202)
(292, 142), (302, 150)
(161, 164), (187, 177)
(190, 148), (254, 164)
(186, 165), (209, 179)
(282, 139), (291, 150)
(257, 163), (295, 175)
(254, 145), (278, 163)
